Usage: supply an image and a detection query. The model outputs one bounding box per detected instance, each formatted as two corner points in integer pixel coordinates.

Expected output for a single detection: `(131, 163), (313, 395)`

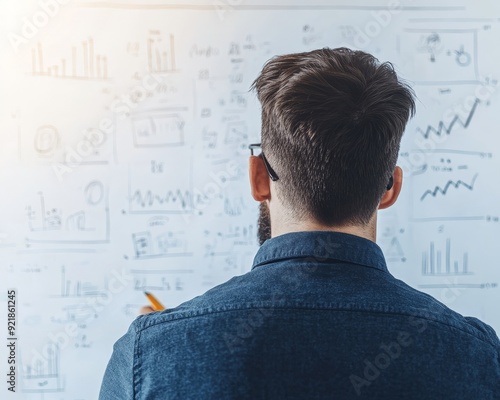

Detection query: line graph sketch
(417, 98), (480, 138)
(127, 158), (196, 214)
(420, 173), (479, 201)
(409, 149), (494, 221)
(129, 189), (199, 212)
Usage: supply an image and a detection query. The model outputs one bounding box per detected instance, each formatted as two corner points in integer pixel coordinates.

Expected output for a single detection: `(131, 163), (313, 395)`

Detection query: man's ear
(379, 166), (403, 210)
(249, 156), (271, 202)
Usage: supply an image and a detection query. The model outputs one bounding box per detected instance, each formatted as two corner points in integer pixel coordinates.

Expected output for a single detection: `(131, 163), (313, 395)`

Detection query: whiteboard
(1, 0), (500, 398)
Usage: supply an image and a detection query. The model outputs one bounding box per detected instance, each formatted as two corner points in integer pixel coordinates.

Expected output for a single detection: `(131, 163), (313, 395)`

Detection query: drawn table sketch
(1, 0), (500, 398)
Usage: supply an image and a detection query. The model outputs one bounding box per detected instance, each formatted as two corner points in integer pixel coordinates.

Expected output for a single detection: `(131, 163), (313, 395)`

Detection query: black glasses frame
(248, 143), (392, 189)
(248, 143), (279, 181)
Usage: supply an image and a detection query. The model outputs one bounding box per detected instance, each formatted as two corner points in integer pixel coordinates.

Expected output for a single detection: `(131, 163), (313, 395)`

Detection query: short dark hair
(251, 47), (416, 226)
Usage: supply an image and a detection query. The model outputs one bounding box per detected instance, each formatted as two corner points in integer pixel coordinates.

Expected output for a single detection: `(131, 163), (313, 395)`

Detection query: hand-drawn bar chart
(147, 31), (177, 73)
(31, 38), (108, 80)
(421, 238), (471, 276)
(22, 344), (64, 394)
(59, 266), (108, 298)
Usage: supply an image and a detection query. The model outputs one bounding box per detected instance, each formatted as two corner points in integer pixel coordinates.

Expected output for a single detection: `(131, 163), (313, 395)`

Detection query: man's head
(250, 48), (415, 243)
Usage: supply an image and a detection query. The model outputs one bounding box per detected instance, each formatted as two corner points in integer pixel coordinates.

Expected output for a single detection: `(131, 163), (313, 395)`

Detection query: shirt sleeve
(99, 322), (138, 400)
(464, 316), (500, 348)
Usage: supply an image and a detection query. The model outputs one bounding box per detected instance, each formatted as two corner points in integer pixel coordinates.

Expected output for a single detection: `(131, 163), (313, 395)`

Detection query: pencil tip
(144, 291), (150, 296)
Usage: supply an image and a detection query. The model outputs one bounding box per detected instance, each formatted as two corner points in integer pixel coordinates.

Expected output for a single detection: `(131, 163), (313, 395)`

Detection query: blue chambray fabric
(99, 231), (500, 399)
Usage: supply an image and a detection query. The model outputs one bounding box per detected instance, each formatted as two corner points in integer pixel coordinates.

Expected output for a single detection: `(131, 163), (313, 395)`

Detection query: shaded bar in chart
(59, 266), (107, 298)
(31, 38), (108, 80)
(147, 31), (177, 73)
(422, 238), (471, 276)
(22, 344), (64, 393)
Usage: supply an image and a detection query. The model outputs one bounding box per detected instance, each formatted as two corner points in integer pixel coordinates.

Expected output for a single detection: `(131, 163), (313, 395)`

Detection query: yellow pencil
(144, 291), (166, 311)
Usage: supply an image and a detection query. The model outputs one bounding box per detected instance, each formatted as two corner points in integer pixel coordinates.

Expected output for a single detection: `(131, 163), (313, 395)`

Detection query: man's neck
(270, 214), (377, 243)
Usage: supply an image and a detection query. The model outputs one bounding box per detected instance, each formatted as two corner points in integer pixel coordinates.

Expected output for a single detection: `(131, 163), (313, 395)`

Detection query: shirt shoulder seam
(136, 305), (499, 350)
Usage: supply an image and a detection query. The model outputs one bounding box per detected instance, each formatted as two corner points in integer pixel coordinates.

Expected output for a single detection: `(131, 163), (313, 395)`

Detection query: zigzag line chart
(420, 173), (478, 201)
(417, 98), (480, 139)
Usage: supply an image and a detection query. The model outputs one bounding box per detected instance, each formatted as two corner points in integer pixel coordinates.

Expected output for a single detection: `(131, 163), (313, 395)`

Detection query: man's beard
(257, 202), (271, 246)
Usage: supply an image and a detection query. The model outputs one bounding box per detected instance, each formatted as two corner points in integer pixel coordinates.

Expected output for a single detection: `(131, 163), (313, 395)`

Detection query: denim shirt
(99, 231), (500, 399)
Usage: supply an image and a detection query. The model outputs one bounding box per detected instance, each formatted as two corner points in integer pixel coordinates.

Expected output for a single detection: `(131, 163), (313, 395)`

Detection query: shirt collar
(252, 230), (388, 273)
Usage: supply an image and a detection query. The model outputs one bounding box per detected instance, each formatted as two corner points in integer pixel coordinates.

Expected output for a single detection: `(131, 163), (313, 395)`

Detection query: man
(100, 48), (500, 399)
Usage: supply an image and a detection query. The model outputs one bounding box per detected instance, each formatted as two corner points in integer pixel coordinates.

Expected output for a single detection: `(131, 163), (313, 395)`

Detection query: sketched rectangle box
(131, 108), (187, 147)
(399, 29), (479, 84)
